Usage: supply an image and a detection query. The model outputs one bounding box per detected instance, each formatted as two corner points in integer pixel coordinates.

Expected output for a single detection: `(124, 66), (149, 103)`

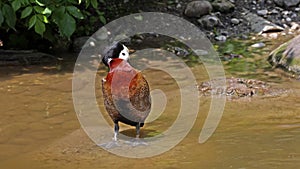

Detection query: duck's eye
(122, 53), (125, 56)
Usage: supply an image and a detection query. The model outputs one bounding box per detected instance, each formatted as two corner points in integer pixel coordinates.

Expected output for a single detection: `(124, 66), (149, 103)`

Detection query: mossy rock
(268, 35), (300, 74)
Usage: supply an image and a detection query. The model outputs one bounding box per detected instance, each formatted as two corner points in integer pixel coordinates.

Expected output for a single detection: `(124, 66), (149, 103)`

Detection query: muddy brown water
(0, 52), (300, 169)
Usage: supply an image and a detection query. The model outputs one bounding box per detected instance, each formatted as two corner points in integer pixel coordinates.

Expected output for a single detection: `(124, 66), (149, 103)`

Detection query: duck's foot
(98, 140), (120, 149)
(125, 138), (148, 147)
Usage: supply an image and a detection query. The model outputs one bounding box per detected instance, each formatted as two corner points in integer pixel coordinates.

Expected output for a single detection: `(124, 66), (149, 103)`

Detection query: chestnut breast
(102, 59), (151, 124)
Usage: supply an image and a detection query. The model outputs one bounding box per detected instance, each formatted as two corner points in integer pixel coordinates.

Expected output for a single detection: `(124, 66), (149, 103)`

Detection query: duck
(101, 42), (151, 147)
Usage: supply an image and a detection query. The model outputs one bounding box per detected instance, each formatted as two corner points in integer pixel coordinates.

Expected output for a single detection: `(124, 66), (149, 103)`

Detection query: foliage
(0, 0), (106, 42)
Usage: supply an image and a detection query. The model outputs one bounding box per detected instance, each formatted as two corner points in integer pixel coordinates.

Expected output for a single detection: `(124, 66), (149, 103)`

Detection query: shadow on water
(0, 52), (77, 82)
(120, 128), (159, 138)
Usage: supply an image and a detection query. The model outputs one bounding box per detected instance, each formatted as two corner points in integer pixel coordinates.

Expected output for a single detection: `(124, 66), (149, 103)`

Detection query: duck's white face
(118, 45), (129, 61)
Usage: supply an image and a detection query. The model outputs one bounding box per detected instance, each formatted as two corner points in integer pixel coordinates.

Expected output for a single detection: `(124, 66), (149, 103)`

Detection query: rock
(283, 0), (300, 7)
(184, 1), (213, 17)
(282, 10), (290, 16)
(273, 0), (300, 8)
(269, 33), (279, 39)
(220, 30), (229, 36)
(251, 42), (265, 48)
(171, 47), (190, 57)
(212, 0), (235, 13)
(198, 15), (222, 28)
(271, 9), (280, 14)
(231, 18), (240, 24)
(240, 34), (249, 39)
(176, 3), (182, 9)
(268, 35), (300, 74)
(291, 13), (297, 18)
(290, 22), (300, 30)
(242, 10), (284, 34)
(215, 35), (227, 41)
(73, 36), (90, 52)
(198, 77), (288, 99)
(0, 50), (57, 65)
(257, 9), (268, 16)
(286, 17), (292, 22)
(274, 0), (284, 6)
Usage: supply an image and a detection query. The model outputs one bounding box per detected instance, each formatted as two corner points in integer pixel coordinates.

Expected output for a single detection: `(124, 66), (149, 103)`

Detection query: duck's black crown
(102, 42), (125, 67)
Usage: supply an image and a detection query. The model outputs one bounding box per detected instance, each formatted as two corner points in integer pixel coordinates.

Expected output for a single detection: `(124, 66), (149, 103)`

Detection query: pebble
(271, 9), (279, 14)
(240, 34), (248, 39)
(257, 9), (268, 16)
(215, 35), (227, 41)
(184, 1), (212, 17)
(291, 13), (297, 18)
(197, 15), (222, 28)
(220, 30), (229, 36)
(275, 6), (283, 11)
(282, 11), (290, 15)
(261, 33), (268, 38)
(291, 22), (299, 30)
(286, 17), (292, 22)
(251, 42), (265, 48)
(231, 18), (240, 24)
(295, 8), (300, 12)
(269, 33), (278, 39)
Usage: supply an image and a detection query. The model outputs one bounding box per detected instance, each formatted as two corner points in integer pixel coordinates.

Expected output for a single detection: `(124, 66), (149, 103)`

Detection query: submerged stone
(198, 77), (289, 99)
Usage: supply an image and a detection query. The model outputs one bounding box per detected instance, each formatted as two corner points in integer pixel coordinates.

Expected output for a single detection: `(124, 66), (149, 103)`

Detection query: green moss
(290, 58), (300, 66)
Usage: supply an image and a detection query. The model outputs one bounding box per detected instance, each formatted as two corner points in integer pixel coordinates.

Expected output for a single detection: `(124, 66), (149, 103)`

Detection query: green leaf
(0, 10), (4, 26)
(21, 6), (33, 19)
(66, 6), (84, 19)
(37, 14), (49, 23)
(91, 0), (98, 8)
(35, 18), (46, 36)
(85, 0), (91, 8)
(2, 4), (16, 30)
(35, 0), (45, 6)
(58, 13), (75, 38)
(67, 0), (77, 4)
(21, 0), (30, 6)
(11, 1), (21, 11)
(99, 15), (106, 24)
(34, 6), (44, 13)
(42, 7), (52, 15)
(52, 6), (65, 24)
(28, 15), (37, 29)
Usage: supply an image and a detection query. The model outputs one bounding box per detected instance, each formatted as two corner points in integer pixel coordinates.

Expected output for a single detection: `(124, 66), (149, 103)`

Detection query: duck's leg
(129, 123), (148, 147)
(113, 122), (119, 141)
(99, 122), (120, 149)
(135, 122), (141, 138)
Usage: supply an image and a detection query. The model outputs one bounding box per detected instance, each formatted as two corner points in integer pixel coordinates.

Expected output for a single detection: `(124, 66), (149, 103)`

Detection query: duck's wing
(102, 77), (121, 123)
(128, 72), (151, 120)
